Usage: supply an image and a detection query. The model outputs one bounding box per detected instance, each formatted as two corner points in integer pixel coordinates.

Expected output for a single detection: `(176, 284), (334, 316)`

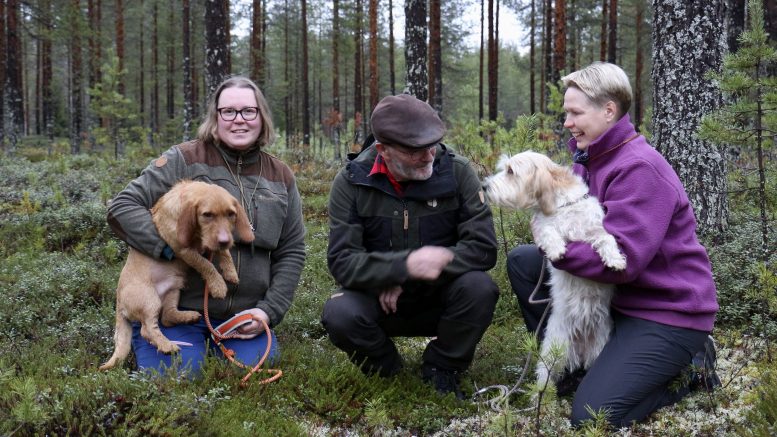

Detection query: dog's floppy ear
(233, 199), (255, 243)
(533, 163), (557, 216)
(177, 198), (199, 248)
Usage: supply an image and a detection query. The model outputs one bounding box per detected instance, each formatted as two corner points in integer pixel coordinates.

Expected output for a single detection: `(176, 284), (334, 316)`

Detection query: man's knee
(448, 271), (499, 318)
(321, 292), (375, 339)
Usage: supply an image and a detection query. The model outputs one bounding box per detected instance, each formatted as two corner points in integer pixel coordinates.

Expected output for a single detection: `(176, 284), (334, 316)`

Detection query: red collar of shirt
(369, 155), (405, 195)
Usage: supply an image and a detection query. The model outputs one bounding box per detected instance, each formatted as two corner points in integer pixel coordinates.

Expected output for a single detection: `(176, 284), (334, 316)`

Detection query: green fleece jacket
(327, 144), (497, 294)
(107, 140), (306, 326)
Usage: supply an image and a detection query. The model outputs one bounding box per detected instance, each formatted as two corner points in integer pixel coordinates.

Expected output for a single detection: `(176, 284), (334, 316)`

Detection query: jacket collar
(567, 114), (638, 165)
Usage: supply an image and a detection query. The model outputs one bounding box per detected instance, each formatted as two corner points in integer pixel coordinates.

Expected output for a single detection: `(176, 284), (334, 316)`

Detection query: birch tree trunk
(652, 0), (728, 235)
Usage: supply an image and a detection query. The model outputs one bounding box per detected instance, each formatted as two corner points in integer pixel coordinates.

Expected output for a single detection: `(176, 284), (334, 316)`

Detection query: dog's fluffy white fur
(484, 151), (626, 387)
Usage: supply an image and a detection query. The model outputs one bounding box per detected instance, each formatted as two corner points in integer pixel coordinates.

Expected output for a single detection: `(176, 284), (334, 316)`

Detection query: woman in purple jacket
(506, 62), (720, 427)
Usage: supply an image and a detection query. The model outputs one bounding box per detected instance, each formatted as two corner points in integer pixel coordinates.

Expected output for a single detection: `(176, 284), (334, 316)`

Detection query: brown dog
(100, 180), (255, 370)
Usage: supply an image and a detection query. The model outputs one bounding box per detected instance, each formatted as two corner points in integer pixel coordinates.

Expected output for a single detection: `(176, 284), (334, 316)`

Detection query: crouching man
(321, 94), (499, 399)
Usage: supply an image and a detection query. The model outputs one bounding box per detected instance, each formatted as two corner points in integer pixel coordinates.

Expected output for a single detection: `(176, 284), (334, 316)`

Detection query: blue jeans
(131, 317), (278, 376)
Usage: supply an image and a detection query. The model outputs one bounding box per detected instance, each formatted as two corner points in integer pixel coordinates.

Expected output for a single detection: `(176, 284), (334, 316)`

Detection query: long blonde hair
(561, 62), (632, 118)
(197, 76), (276, 148)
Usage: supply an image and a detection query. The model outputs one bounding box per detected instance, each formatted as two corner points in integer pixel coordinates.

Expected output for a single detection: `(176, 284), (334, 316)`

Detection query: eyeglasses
(217, 107), (260, 121)
(388, 143), (437, 160)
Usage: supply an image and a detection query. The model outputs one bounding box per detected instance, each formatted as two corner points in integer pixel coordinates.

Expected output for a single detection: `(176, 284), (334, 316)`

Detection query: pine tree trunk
(652, 0), (729, 235)
(7, 0), (25, 153)
(251, 0), (264, 86)
(388, 0), (396, 95)
(479, 0), (484, 121)
(332, 0), (342, 160)
(1, 0), (7, 151)
(354, 0), (364, 145)
(529, 0), (536, 114)
(404, 0), (428, 101)
(69, 0), (83, 155)
(487, 0), (498, 120)
(152, 1), (160, 148)
(600, 0), (608, 61)
(183, 0), (193, 140)
(167, 2), (175, 120)
(552, 0), (566, 84)
(607, 0), (617, 63)
(41, 0), (54, 142)
(116, 0), (125, 96)
(205, 0), (230, 96)
(428, 0), (442, 112)
(302, 0), (311, 148)
(368, 0), (379, 111)
(634, 1), (644, 130)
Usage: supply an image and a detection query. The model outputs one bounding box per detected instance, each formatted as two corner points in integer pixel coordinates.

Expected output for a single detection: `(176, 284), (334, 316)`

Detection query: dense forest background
(1, 0), (776, 435)
(3, 0), (771, 152)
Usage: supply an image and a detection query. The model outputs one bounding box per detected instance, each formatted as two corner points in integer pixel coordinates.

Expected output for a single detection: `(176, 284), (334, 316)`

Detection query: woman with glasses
(106, 76), (305, 376)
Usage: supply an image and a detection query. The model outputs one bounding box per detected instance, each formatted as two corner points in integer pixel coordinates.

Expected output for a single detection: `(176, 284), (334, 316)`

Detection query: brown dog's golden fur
(100, 180), (254, 370)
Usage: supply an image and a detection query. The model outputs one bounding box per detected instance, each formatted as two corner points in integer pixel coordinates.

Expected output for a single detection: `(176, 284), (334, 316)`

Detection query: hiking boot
(422, 364), (465, 400)
(690, 335), (721, 392)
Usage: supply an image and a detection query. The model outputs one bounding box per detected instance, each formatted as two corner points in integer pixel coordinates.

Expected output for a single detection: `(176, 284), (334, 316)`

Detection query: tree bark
(116, 0), (125, 95)
(332, 0), (342, 159)
(388, 0), (396, 95)
(404, 0), (428, 101)
(652, 0), (729, 235)
(183, 0), (193, 140)
(600, 0), (608, 61)
(368, 0), (379, 111)
(529, 0), (536, 114)
(205, 0), (231, 96)
(69, 0), (84, 154)
(479, 0), (484, 120)
(607, 0), (617, 63)
(167, 2), (175, 119)
(552, 0), (566, 84)
(302, 0), (311, 148)
(487, 0), (498, 120)
(634, 1), (644, 130)
(252, 0), (265, 86)
(428, 0), (442, 112)
(353, 0), (364, 144)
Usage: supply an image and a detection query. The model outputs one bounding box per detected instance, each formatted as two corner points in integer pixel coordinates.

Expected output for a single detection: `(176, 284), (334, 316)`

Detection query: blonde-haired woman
(107, 76), (305, 375)
(506, 62), (720, 427)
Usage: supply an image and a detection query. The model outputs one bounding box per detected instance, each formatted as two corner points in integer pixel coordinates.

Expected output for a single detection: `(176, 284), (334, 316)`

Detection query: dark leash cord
(472, 228), (552, 411)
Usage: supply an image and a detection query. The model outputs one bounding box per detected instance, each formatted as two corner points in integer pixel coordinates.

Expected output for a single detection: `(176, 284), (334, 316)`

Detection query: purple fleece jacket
(553, 114), (718, 332)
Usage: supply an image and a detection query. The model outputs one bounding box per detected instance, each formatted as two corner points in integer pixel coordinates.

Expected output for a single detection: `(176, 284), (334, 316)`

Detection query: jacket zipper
(226, 156), (244, 315)
(402, 200), (409, 248)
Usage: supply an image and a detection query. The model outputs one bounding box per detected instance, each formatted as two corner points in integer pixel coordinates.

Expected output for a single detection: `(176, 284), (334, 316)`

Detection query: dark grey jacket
(327, 143), (497, 294)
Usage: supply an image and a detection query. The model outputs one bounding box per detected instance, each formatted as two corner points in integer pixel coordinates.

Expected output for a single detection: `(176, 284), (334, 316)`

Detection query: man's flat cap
(370, 94), (445, 148)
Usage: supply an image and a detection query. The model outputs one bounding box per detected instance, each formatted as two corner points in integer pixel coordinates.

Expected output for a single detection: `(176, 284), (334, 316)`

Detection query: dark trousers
(320, 271), (499, 376)
(507, 244), (709, 427)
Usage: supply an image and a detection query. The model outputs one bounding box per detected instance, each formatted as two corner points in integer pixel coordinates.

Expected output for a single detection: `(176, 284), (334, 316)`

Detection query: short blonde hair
(561, 62), (632, 118)
(197, 76), (276, 148)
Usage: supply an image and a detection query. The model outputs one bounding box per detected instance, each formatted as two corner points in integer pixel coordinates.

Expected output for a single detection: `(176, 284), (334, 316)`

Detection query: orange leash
(202, 280), (282, 387)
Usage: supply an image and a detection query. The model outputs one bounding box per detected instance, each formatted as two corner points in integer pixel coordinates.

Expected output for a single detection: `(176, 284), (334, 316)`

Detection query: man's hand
(379, 286), (404, 314)
(406, 246), (455, 281)
(233, 308), (271, 339)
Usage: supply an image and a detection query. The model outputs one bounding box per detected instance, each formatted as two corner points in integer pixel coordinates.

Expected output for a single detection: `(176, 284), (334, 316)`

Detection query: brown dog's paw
(222, 268), (239, 284)
(155, 339), (180, 355)
(208, 277), (228, 298)
(161, 309), (201, 327)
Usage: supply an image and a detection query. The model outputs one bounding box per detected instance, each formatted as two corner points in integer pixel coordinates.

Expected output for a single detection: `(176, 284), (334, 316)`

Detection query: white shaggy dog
(483, 151), (626, 388)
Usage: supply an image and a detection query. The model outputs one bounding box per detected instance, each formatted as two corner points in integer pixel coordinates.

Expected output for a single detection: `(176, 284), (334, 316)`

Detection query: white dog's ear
(534, 164), (557, 216)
